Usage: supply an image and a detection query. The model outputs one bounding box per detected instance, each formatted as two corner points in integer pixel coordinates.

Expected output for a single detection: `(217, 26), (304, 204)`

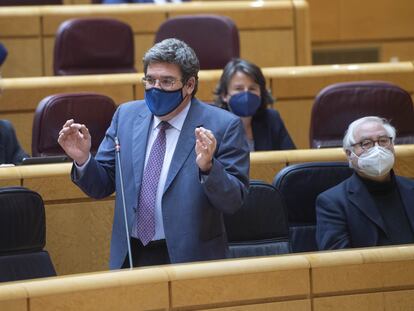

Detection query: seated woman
(214, 58), (295, 151)
(0, 120), (28, 164)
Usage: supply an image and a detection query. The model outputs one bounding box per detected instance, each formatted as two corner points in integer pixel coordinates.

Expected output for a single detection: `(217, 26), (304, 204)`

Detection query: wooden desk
(2, 61), (413, 152)
(0, 0), (311, 78)
(1, 245), (414, 311)
(0, 145), (413, 275)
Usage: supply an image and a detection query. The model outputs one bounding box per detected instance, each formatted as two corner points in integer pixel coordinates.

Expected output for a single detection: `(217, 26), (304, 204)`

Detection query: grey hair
(343, 116), (396, 152)
(143, 38), (200, 96)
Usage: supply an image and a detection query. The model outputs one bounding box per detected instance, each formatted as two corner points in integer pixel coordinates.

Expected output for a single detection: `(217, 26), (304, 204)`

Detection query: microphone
(115, 136), (134, 269)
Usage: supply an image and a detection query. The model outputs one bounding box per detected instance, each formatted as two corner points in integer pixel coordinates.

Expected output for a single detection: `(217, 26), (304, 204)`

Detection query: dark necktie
(134, 121), (169, 245)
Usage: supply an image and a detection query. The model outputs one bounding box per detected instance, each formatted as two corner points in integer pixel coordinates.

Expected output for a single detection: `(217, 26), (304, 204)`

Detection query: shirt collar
(152, 101), (191, 132)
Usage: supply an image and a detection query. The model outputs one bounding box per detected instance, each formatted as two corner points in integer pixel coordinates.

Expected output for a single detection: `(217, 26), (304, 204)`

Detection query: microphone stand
(115, 137), (133, 269)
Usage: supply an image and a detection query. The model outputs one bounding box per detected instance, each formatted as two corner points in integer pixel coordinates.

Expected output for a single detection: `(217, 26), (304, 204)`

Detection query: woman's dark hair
(214, 58), (274, 116)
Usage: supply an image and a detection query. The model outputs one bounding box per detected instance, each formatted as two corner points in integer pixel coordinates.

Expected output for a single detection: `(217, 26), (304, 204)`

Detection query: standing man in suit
(316, 116), (414, 250)
(58, 38), (249, 269)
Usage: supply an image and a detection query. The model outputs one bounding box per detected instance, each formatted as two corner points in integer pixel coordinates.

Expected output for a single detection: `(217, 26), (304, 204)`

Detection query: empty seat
(32, 92), (116, 157)
(273, 162), (353, 253)
(53, 18), (136, 75)
(224, 180), (290, 258)
(309, 81), (414, 148)
(154, 15), (239, 70)
(0, 186), (56, 283)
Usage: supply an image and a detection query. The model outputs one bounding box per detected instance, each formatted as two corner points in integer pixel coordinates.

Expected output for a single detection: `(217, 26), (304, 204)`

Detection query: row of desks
(1, 145), (414, 275)
(1, 245), (414, 310)
(0, 0), (311, 78)
(1, 61), (413, 152)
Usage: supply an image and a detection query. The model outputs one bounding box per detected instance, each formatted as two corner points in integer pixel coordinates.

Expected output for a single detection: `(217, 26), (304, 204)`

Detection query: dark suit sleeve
(316, 192), (351, 250)
(0, 120), (28, 164)
(270, 110), (295, 150)
(202, 117), (249, 214)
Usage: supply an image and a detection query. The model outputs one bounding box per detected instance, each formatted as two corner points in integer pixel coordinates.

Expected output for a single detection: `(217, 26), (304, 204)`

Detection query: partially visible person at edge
(316, 116), (414, 250)
(0, 45), (27, 164)
(0, 120), (29, 165)
(214, 58), (295, 151)
(58, 38), (249, 269)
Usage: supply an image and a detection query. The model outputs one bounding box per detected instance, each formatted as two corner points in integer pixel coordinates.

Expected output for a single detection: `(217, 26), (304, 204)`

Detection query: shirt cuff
(74, 153), (91, 177)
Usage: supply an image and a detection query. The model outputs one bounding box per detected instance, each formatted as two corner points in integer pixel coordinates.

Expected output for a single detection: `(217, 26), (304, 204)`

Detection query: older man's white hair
(342, 116), (396, 152)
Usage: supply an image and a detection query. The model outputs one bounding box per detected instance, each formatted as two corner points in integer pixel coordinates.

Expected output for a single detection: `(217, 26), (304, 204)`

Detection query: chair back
(32, 93), (116, 157)
(309, 81), (414, 148)
(54, 18), (136, 75)
(273, 162), (353, 252)
(0, 186), (56, 282)
(154, 14), (239, 70)
(224, 180), (290, 258)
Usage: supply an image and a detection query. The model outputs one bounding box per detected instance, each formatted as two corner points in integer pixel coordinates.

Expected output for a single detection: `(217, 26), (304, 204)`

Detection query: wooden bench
(1, 245), (414, 311)
(0, 145), (413, 275)
(0, 0), (311, 78)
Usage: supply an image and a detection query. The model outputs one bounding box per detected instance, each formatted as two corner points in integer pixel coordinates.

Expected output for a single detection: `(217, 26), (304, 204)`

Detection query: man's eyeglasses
(352, 136), (393, 151)
(142, 77), (181, 90)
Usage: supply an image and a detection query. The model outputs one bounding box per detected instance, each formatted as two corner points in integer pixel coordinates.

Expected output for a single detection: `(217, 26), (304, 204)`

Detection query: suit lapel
(164, 99), (203, 193)
(396, 176), (414, 230)
(132, 109), (152, 192)
(347, 173), (387, 234)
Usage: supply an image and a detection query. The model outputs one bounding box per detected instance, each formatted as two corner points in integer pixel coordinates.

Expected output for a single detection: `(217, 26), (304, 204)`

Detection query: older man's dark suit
(316, 172), (414, 250)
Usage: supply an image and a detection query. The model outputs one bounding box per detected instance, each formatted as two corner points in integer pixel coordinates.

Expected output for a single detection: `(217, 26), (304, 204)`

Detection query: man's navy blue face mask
(145, 87), (184, 117)
(228, 91), (261, 117)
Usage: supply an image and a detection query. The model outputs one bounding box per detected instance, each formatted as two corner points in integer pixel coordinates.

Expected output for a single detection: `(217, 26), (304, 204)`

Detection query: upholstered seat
(310, 81), (414, 148)
(154, 15), (239, 70)
(0, 186), (56, 282)
(273, 162), (353, 253)
(54, 18), (136, 75)
(224, 180), (290, 258)
(32, 93), (116, 157)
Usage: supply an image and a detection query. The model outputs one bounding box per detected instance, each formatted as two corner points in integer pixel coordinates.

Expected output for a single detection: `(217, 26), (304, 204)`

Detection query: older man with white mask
(316, 116), (414, 250)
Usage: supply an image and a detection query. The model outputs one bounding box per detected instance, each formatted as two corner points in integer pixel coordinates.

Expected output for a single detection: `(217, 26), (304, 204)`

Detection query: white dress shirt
(137, 103), (191, 240)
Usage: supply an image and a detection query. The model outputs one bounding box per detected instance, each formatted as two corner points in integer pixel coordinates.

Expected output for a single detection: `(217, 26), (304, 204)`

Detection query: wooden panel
(268, 62), (414, 99)
(241, 30), (295, 68)
(309, 246), (414, 295)
(45, 200), (114, 275)
(41, 5), (167, 35)
(293, 0), (311, 65)
(0, 8), (41, 36)
(196, 70), (222, 103)
(250, 151), (288, 184)
(25, 269), (169, 311)
(0, 165), (21, 187)
(314, 290), (414, 311)
(314, 292), (383, 311)
(340, 0), (414, 41)
(202, 299), (311, 311)
(167, 256), (310, 309)
(0, 284), (28, 311)
(307, 0), (340, 42)
(134, 33), (155, 73)
(167, 1), (293, 29)
(381, 41), (414, 63)
(20, 163), (86, 201)
(0, 38), (43, 78)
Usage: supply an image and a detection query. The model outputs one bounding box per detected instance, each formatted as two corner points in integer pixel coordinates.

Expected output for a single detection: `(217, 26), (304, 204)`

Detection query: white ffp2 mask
(352, 146), (395, 177)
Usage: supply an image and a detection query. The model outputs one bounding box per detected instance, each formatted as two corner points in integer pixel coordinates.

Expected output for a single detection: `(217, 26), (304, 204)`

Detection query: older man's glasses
(352, 136), (393, 151)
(142, 77), (181, 90)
